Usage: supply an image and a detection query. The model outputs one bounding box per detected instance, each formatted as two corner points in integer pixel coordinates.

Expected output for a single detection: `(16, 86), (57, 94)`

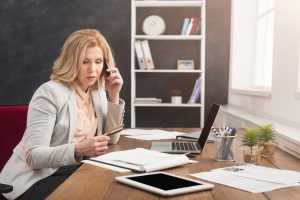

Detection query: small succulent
(171, 89), (182, 96)
(241, 128), (260, 154)
(259, 124), (276, 142)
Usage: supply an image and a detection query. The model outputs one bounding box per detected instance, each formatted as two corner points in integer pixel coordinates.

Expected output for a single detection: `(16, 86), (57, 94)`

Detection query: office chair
(0, 105), (28, 198)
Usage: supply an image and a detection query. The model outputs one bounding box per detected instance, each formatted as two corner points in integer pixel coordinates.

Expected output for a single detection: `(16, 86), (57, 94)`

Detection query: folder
(185, 18), (194, 35)
(181, 18), (190, 35)
(188, 78), (202, 104)
(134, 40), (147, 70)
(141, 40), (155, 70)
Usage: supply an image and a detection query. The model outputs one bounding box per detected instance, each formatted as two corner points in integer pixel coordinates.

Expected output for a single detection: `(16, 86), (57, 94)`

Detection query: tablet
(115, 172), (214, 196)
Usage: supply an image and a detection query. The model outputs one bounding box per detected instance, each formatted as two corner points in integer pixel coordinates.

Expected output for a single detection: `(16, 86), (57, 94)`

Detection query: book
(185, 18), (194, 35)
(89, 148), (195, 173)
(141, 40), (155, 70)
(189, 17), (198, 35)
(180, 18), (190, 35)
(176, 130), (216, 142)
(188, 78), (202, 104)
(134, 40), (147, 70)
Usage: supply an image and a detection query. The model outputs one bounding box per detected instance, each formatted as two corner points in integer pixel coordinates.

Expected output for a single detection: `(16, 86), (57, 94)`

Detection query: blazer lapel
(92, 89), (103, 135)
(68, 87), (77, 142)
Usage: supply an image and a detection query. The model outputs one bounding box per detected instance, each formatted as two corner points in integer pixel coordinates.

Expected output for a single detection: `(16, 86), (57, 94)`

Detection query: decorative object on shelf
(241, 127), (260, 164)
(171, 89), (182, 104)
(142, 15), (166, 35)
(259, 124), (276, 158)
(177, 59), (194, 70)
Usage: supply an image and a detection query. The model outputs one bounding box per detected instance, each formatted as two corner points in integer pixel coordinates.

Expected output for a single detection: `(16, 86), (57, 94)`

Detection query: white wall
(228, 0), (300, 128)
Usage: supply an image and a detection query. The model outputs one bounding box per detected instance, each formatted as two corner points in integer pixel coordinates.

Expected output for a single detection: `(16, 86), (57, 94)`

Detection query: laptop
(150, 103), (220, 154)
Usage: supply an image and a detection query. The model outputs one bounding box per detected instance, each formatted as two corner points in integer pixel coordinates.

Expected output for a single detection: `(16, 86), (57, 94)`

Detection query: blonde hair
(50, 29), (115, 88)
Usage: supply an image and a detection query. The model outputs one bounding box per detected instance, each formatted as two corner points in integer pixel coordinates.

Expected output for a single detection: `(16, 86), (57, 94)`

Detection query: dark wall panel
(0, 0), (231, 128)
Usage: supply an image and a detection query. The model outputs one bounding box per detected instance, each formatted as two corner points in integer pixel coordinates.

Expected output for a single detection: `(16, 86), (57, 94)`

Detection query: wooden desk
(46, 128), (300, 200)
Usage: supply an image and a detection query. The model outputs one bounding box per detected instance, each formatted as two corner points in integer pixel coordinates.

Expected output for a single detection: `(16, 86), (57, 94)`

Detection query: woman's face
(77, 46), (103, 92)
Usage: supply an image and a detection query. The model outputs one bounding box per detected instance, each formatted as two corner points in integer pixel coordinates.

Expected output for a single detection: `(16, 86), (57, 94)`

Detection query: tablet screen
(127, 173), (202, 190)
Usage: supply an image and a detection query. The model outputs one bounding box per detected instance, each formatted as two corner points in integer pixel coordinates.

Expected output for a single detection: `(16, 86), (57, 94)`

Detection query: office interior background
(0, 0), (299, 156)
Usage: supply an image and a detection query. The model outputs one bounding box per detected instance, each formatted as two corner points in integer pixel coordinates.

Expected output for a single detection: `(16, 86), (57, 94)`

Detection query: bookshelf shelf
(131, 0), (206, 128)
(135, 35), (202, 40)
(134, 103), (202, 107)
(134, 1), (203, 7)
(134, 69), (202, 73)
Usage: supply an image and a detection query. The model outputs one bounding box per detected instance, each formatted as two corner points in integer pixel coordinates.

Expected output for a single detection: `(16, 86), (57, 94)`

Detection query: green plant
(259, 124), (276, 142)
(241, 128), (260, 154)
(171, 89), (182, 96)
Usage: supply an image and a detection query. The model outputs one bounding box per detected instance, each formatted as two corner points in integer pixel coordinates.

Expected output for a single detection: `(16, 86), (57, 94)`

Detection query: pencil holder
(214, 135), (236, 161)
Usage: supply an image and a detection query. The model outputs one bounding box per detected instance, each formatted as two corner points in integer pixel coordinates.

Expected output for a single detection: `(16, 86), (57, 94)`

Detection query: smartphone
(103, 60), (111, 77)
(104, 124), (124, 136)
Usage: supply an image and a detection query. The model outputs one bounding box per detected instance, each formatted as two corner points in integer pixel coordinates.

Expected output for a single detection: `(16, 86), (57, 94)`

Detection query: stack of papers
(190, 164), (300, 193)
(121, 129), (186, 140)
(134, 98), (162, 104)
(89, 148), (196, 173)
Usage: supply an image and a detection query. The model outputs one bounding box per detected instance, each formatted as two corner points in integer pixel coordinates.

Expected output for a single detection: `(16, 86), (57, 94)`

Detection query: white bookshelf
(131, 0), (206, 128)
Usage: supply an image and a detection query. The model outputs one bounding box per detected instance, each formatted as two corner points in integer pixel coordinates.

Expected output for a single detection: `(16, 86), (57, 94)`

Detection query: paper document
(190, 171), (298, 193)
(190, 164), (300, 193)
(121, 129), (186, 140)
(213, 164), (300, 185)
(90, 148), (196, 173)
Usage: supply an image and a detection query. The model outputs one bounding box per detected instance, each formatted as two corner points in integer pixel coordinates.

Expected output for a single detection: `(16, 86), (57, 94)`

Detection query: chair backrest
(0, 105), (28, 171)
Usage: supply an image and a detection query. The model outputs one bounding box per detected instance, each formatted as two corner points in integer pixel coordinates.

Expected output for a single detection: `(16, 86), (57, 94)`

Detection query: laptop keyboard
(171, 142), (201, 151)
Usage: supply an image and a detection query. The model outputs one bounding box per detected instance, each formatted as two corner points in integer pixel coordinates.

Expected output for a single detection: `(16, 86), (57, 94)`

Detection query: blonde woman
(0, 29), (125, 200)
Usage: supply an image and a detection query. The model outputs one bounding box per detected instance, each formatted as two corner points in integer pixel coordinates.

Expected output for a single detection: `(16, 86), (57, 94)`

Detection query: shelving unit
(131, 0), (206, 128)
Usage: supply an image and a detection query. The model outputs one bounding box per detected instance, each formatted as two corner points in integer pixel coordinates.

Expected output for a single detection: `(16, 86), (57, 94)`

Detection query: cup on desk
(214, 135), (236, 161)
(171, 96), (182, 104)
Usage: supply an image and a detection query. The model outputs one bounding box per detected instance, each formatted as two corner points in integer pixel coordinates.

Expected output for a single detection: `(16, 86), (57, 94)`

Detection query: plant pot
(261, 142), (275, 158)
(243, 149), (260, 164)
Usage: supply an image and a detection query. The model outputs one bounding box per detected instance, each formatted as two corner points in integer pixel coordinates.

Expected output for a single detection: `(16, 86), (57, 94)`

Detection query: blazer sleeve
(105, 99), (125, 144)
(23, 83), (79, 169)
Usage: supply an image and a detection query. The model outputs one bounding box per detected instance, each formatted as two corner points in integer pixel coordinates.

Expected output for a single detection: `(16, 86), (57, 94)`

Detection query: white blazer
(0, 80), (125, 199)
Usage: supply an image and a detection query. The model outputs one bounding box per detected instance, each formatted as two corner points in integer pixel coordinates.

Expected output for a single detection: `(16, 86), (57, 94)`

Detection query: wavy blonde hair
(50, 29), (115, 89)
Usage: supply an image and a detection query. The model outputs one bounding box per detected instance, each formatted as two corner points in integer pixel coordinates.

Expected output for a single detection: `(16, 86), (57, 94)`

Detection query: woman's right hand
(75, 135), (110, 157)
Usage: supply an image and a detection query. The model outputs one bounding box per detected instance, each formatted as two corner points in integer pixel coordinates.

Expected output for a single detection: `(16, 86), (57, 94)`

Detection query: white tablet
(115, 172), (214, 196)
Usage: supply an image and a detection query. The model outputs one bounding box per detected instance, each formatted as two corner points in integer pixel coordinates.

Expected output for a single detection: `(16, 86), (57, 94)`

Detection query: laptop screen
(197, 103), (220, 151)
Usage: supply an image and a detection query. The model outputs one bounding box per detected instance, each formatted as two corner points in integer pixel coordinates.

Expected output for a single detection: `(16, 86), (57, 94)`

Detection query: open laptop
(150, 103), (220, 154)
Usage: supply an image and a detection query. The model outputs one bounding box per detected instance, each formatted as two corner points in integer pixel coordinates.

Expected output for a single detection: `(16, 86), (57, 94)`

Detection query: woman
(0, 29), (125, 199)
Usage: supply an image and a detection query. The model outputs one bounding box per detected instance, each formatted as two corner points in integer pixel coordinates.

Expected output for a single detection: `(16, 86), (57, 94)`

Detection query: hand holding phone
(104, 124), (124, 136)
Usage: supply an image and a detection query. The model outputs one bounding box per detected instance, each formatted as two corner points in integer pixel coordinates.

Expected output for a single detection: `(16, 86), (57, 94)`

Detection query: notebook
(150, 103), (220, 154)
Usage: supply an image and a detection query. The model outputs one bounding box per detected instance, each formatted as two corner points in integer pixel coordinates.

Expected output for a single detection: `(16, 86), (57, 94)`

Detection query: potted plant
(241, 128), (260, 164)
(259, 124), (276, 157)
(171, 89), (182, 104)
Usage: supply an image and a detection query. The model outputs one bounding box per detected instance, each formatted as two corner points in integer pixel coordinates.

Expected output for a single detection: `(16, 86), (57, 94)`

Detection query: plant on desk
(259, 124), (276, 158)
(241, 128), (260, 164)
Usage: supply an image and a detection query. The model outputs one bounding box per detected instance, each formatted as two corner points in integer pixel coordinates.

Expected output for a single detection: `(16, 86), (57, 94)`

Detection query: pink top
(71, 84), (98, 143)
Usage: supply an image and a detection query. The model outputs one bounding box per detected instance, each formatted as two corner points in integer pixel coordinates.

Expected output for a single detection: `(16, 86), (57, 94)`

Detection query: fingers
(106, 68), (123, 84)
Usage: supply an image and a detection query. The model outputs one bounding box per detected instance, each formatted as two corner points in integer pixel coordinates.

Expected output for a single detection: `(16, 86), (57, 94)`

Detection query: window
(231, 0), (275, 94)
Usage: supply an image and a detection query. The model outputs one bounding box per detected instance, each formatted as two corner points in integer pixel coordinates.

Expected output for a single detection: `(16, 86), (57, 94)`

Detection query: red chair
(0, 105), (28, 198)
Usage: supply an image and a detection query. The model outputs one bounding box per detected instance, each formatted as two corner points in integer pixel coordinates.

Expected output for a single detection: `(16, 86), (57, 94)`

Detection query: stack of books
(180, 17), (200, 35)
(134, 97), (162, 104)
(134, 40), (155, 70)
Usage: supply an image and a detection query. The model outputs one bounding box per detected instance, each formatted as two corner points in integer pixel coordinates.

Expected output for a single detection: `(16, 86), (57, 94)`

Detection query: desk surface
(46, 128), (300, 200)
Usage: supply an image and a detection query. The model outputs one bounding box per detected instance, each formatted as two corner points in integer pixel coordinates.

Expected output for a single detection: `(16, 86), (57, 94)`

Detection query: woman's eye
(83, 60), (89, 64)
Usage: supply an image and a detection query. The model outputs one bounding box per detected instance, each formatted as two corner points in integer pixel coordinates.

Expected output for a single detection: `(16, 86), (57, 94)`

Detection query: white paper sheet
(190, 171), (298, 193)
(90, 148), (196, 173)
(121, 129), (186, 140)
(212, 164), (300, 185)
(82, 160), (130, 172)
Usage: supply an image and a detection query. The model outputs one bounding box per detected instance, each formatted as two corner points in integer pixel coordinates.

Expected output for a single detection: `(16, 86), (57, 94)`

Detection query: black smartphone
(103, 60), (111, 77)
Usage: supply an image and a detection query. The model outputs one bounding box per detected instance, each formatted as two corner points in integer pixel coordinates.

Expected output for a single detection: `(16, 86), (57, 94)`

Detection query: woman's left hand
(105, 67), (123, 104)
